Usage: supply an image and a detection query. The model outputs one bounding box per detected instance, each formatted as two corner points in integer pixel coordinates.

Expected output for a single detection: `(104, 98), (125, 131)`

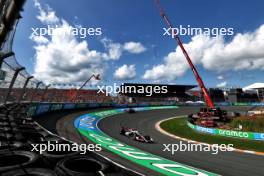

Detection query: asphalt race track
(37, 109), (160, 176)
(98, 106), (264, 176)
(37, 106), (264, 176)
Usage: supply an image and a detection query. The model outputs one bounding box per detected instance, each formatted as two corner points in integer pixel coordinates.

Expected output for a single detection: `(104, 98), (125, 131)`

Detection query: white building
(243, 83), (264, 102)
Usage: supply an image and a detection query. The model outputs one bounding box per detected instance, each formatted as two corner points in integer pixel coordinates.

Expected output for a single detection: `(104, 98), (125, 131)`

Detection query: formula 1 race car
(134, 134), (154, 143)
(120, 127), (139, 137)
(120, 127), (154, 143)
(124, 108), (136, 113)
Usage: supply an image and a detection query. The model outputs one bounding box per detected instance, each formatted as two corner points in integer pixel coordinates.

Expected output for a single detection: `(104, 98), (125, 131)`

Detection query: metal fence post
(30, 81), (42, 102)
(41, 84), (50, 102)
(17, 75), (33, 103)
(50, 89), (57, 102)
(0, 51), (14, 67)
(3, 67), (25, 104)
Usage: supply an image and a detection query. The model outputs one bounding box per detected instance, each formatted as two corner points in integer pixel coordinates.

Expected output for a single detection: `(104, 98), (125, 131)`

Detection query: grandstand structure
(118, 83), (197, 103)
(226, 88), (259, 103)
(244, 83), (264, 102)
(117, 83), (262, 104)
(208, 88), (225, 102)
(198, 88), (260, 103)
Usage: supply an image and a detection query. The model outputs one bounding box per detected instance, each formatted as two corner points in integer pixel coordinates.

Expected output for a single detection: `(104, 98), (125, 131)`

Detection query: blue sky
(13, 0), (264, 88)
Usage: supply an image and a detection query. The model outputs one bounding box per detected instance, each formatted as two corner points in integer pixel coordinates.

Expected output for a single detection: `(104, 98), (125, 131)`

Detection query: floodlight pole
(73, 74), (100, 102)
(3, 67), (25, 104)
(17, 75), (33, 103)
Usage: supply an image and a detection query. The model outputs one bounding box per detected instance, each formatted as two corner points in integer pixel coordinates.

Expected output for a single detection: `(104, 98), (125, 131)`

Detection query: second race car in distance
(124, 108), (136, 113)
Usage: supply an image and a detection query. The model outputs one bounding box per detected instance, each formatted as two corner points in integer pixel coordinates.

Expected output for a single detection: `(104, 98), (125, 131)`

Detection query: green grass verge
(160, 117), (264, 152)
(229, 115), (264, 133)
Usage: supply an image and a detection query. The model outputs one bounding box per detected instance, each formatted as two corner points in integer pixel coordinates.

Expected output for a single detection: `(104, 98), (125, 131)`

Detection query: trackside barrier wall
(26, 102), (176, 117)
(187, 121), (264, 141)
(26, 102), (264, 118)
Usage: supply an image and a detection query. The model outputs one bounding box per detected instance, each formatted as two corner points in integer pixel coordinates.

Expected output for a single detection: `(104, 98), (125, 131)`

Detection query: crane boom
(154, 0), (215, 109)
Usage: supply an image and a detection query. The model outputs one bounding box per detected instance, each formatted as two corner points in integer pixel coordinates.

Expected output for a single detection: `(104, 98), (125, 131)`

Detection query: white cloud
(34, 0), (59, 24)
(30, 35), (49, 44)
(101, 38), (123, 60)
(114, 64), (136, 80)
(123, 42), (146, 54)
(217, 75), (224, 80)
(32, 2), (106, 84)
(216, 81), (227, 88)
(143, 24), (264, 80)
(31, 2), (145, 84)
(101, 38), (146, 60)
(33, 21), (107, 84)
(108, 43), (123, 60)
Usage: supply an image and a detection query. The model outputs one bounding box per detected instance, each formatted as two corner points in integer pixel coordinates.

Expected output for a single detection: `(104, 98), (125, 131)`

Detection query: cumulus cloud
(101, 38), (146, 60)
(114, 64), (136, 80)
(31, 8), (106, 84)
(217, 75), (224, 80)
(216, 81), (227, 88)
(123, 42), (146, 54)
(101, 38), (123, 60)
(30, 35), (49, 44)
(143, 24), (264, 80)
(34, 0), (59, 24)
(31, 1), (144, 84)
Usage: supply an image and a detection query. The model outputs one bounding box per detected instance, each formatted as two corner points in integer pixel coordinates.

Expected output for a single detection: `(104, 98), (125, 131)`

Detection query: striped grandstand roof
(243, 83), (264, 90)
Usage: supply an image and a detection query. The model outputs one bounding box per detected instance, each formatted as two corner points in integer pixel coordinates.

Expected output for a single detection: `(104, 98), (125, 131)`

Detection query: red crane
(154, 0), (215, 109)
